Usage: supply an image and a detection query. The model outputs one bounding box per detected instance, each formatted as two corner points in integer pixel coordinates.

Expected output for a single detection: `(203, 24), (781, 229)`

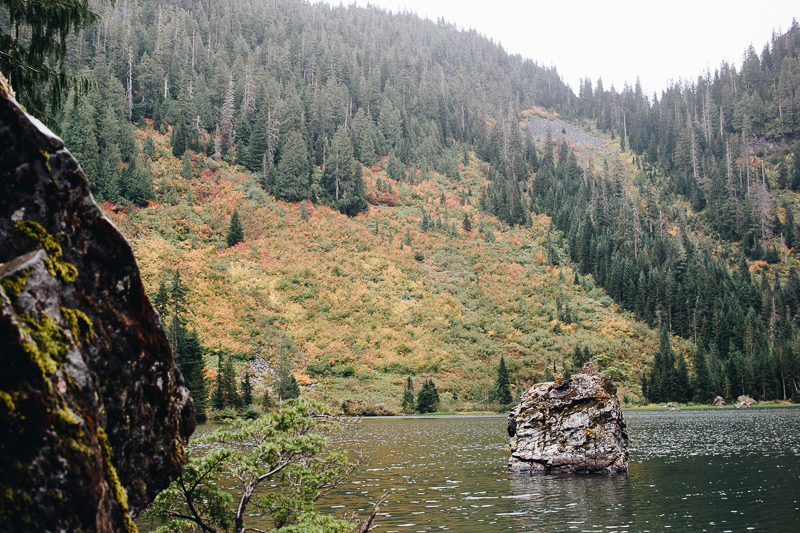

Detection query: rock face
(0, 77), (194, 531)
(713, 396), (726, 406)
(507, 373), (628, 474)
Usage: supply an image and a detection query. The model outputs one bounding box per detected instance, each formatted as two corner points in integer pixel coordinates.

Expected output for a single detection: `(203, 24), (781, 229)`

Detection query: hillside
(33, 0), (800, 410)
(101, 119), (662, 413)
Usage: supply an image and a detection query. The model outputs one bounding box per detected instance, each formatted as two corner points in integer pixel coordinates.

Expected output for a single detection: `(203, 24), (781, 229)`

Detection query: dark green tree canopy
(0, 0), (104, 127)
(416, 379), (440, 413)
(490, 356), (512, 405)
(226, 210), (244, 247)
(273, 131), (310, 202)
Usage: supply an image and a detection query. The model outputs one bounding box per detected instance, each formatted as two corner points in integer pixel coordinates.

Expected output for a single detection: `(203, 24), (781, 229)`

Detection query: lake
(138, 407), (800, 532)
(318, 408), (800, 532)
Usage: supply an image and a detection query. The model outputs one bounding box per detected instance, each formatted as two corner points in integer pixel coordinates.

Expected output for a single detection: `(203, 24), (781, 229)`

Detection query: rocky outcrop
(507, 373), (628, 474)
(713, 395), (726, 406)
(527, 117), (611, 154)
(0, 77), (194, 531)
(735, 395), (757, 409)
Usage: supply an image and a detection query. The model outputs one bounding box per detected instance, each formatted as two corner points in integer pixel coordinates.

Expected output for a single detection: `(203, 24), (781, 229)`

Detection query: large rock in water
(0, 77), (194, 531)
(507, 373), (628, 474)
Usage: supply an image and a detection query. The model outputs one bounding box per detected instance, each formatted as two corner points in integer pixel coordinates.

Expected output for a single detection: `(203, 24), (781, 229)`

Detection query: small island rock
(713, 396), (726, 406)
(508, 373), (628, 474)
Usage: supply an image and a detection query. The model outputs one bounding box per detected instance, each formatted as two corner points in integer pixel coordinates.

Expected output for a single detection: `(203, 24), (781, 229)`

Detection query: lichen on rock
(507, 372), (628, 474)
(0, 75), (194, 532)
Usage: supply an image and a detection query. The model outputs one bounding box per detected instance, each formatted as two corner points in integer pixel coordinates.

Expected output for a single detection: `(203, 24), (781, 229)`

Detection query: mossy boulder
(0, 76), (194, 531)
(507, 373), (628, 474)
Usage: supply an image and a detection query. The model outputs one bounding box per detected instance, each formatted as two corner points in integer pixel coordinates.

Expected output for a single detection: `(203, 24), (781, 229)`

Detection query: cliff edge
(0, 77), (194, 531)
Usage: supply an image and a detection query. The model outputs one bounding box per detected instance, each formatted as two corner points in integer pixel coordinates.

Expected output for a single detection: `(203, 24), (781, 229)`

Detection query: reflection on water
(505, 474), (631, 531)
(320, 409), (800, 532)
(139, 409), (800, 532)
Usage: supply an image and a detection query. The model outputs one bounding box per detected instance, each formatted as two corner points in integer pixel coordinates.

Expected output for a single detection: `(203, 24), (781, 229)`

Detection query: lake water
(138, 407), (800, 532)
(318, 408), (800, 532)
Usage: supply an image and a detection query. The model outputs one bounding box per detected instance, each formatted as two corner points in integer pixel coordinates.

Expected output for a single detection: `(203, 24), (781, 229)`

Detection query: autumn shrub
(108, 122), (667, 413)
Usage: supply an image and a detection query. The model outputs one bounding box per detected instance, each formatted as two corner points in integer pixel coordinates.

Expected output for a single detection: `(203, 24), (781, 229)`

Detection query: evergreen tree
(226, 209), (244, 247)
(274, 131), (311, 201)
(401, 377), (416, 413)
(171, 113), (189, 158)
(241, 371), (254, 406)
(153, 280), (169, 318)
(170, 269), (189, 326)
(489, 356), (512, 405)
(462, 212), (472, 232)
(0, 0), (101, 127)
(211, 354), (225, 410)
(120, 155), (154, 204)
(792, 147), (800, 192)
(386, 151), (405, 181)
(180, 150), (192, 179)
(276, 351), (300, 401)
(143, 134), (156, 160)
(692, 348), (714, 403)
(676, 353), (691, 403)
(321, 125), (368, 216)
(416, 379), (440, 413)
(219, 75), (236, 153)
(219, 352), (240, 409)
(177, 329), (208, 421)
(65, 99), (100, 190)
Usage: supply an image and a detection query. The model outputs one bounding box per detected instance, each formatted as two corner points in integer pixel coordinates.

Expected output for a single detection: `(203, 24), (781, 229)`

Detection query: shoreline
(621, 401), (799, 411)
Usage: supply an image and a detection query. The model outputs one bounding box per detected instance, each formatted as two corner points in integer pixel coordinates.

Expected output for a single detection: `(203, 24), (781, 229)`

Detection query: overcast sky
(325, 0), (798, 97)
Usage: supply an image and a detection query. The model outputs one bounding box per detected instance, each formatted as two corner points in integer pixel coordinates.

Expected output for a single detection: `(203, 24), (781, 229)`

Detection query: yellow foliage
(103, 123), (677, 411)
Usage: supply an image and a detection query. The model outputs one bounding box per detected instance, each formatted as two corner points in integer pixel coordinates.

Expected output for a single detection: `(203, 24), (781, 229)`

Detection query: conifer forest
(5, 0), (800, 413)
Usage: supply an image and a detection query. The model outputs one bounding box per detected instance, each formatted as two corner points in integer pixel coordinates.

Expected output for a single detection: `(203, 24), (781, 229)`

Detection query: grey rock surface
(735, 395), (757, 409)
(508, 373), (628, 474)
(527, 117), (611, 154)
(0, 77), (194, 531)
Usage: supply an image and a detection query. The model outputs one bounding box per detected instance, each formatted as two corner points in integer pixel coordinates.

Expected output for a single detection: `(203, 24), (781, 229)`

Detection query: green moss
(12, 221), (77, 283)
(97, 428), (138, 533)
(39, 149), (52, 174)
(13, 221), (64, 257)
(0, 391), (18, 421)
(19, 313), (71, 376)
(0, 486), (32, 527)
(0, 270), (31, 301)
(61, 307), (93, 345)
(50, 261), (78, 283)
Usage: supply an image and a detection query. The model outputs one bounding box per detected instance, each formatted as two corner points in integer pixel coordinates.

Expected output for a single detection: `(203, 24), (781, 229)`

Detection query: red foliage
(378, 190), (398, 206)
(199, 169), (216, 181)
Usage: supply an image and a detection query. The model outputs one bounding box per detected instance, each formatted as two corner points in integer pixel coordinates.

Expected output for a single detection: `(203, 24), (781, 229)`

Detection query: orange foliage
(103, 127), (666, 411)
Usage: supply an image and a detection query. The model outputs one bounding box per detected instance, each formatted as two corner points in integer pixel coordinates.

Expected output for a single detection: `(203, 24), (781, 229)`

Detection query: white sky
(325, 0), (798, 97)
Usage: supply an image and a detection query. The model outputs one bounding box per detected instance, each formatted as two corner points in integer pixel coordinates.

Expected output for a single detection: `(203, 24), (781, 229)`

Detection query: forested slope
(42, 0), (800, 409)
(554, 23), (800, 403)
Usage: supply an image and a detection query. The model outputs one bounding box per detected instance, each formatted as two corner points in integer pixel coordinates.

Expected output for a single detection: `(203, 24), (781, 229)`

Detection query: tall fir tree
(273, 131), (311, 202)
(416, 379), (440, 413)
(490, 356), (512, 405)
(276, 351), (300, 401)
(241, 372), (254, 407)
(321, 125), (368, 216)
(401, 377), (416, 413)
(226, 209), (244, 247)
